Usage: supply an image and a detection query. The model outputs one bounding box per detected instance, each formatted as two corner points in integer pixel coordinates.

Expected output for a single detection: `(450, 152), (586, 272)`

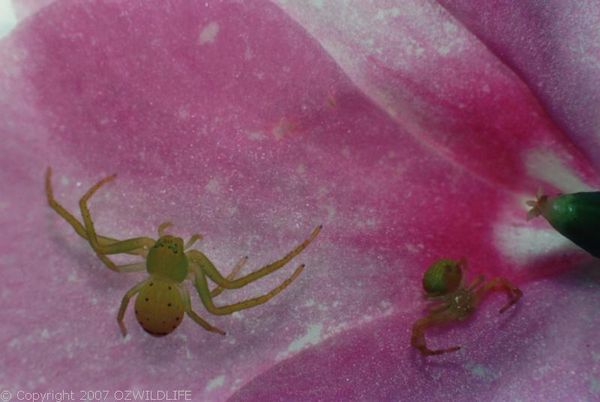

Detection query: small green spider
(411, 258), (522, 356)
(45, 168), (322, 337)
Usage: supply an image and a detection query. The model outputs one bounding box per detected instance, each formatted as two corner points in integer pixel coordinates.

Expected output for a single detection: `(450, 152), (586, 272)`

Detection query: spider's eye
(154, 236), (185, 255)
(422, 258), (463, 296)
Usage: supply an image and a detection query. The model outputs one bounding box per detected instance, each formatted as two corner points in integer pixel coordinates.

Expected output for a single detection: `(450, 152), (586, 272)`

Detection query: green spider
(45, 168), (322, 337)
(411, 258), (522, 356)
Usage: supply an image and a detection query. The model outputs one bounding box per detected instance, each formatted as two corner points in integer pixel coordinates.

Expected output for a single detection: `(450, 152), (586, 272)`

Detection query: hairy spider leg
(118, 279), (150, 336)
(186, 224), (321, 290)
(46, 168), (147, 256)
(184, 233), (203, 250)
(426, 300), (452, 314)
(210, 256), (248, 298)
(467, 274), (485, 291)
(181, 287), (225, 335)
(192, 262), (304, 315)
(411, 309), (463, 356)
(46, 168), (149, 273)
(77, 173), (155, 271)
(475, 277), (523, 313)
(157, 222), (173, 237)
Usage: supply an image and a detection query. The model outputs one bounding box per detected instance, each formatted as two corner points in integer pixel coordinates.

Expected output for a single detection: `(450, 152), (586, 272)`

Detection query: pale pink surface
(0, 1), (599, 401)
(439, 0), (600, 171)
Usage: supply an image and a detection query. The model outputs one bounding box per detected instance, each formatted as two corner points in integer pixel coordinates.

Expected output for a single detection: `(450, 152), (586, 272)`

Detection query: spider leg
(155, 222), (203, 250)
(157, 221), (173, 237)
(467, 274), (485, 291)
(186, 225), (321, 289)
(181, 287), (225, 335)
(114, 262), (147, 273)
(45, 168), (147, 257)
(77, 173), (155, 271)
(210, 256), (248, 298)
(411, 309), (462, 356)
(475, 277), (523, 313)
(192, 261), (304, 315)
(117, 279), (150, 337)
(184, 234), (203, 250)
(457, 257), (468, 271)
(427, 300), (450, 314)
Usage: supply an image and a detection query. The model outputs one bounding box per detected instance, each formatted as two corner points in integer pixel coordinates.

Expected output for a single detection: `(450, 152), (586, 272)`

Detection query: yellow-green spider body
(132, 236), (188, 336)
(134, 278), (186, 337)
(45, 167), (322, 337)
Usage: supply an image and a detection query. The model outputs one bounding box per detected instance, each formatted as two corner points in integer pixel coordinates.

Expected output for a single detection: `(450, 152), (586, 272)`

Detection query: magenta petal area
(1, 1), (599, 401)
(274, 0), (600, 191)
(232, 263), (600, 401)
(438, 0), (600, 172)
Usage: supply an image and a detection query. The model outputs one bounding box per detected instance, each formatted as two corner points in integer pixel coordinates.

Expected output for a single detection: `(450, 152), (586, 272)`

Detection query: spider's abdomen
(134, 279), (185, 337)
(423, 259), (463, 296)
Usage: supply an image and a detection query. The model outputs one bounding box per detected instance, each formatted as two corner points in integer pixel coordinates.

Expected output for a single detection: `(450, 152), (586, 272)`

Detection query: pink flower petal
(232, 266), (600, 401)
(1, 1), (598, 401)
(439, 0), (600, 171)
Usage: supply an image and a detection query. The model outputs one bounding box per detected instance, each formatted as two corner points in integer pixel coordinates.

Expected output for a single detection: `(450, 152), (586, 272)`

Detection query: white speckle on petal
(590, 378), (600, 395)
(341, 146), (351, 158)
(205, 178), (221, 194)
(198, 22), (220, 45)
(246, 130), (266, 141)
(278, 323), (323, 359)
(465, 362), (499, 382)
(244, 46), (254, 60)
(205, 374), (226, 391)
(324, 205), (337, 222)
(311, 0), (324, 9)
(178, 106), (190, 120)
(67, 271), (78, 282)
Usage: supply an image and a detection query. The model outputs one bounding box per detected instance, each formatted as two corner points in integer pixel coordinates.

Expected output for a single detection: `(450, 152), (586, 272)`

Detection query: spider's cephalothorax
(147, 235), (188, 282)
(46, 167), (322, 337)
(447, 288), (475, 317)
(411, 258), (522, 356)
